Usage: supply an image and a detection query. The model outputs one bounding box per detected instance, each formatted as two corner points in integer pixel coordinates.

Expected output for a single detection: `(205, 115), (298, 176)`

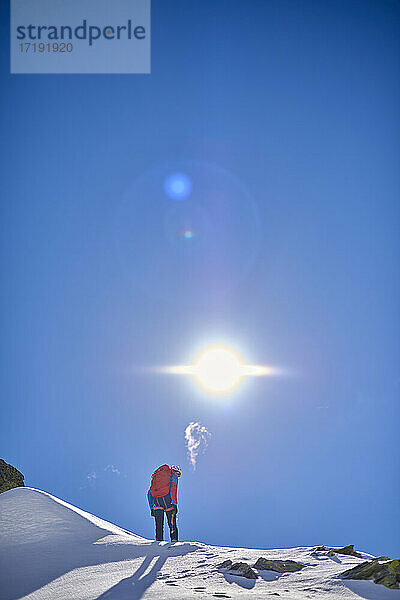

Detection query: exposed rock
(0, 459), (24, 494)
(229, 562), (258, 579)
(335, 545), (363, 558)
(373, 556), (390, 561)
(340, 559), (400, 590)
(312, 545), (363, 558)
(253, 558), (305, 572)
(217, 560), (233, 568)
(217, 559), (258, 579)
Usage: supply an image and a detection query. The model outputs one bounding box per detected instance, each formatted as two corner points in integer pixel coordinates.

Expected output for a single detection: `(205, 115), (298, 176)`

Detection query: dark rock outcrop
(0, 459), (24, 494)
(313, 545), (363, 558)
(335, 545), (364, 558)
(229, 562), (258, 579)
(218, 560), (233, 568)
(217, 559), (258, 579)
(253, 558), (305, 572)
(340, 558), (400, 590)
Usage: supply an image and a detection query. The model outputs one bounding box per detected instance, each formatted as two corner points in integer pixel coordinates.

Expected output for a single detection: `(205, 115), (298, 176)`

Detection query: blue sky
(1, 0), (399, 557)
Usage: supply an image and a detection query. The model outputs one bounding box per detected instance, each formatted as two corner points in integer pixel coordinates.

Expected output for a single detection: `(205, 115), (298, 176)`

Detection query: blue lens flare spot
(164, 172), (192, 200)
(116, 160), (261, 303)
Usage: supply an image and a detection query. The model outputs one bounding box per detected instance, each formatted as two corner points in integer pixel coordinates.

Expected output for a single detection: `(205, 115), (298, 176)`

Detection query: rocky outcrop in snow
(312, 544), (363, 558)
(254, 557), (305, 572)
(341, 558), (400, 590)
(218, 556), (306, 578)
(0, 459), (24, 494)
(217, 559), (258, 579)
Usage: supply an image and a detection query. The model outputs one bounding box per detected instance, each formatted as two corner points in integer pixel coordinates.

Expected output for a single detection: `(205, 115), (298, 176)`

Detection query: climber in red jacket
(147, 464), (181, 542)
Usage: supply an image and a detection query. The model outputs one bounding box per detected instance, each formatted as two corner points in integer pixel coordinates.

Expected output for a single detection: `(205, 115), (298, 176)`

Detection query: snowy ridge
(0, 487), (398, 599)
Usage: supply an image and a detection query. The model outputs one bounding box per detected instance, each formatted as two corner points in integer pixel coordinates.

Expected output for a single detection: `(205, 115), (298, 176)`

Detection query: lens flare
(164, 172), (192, 200)
(116, 161), (261, 303)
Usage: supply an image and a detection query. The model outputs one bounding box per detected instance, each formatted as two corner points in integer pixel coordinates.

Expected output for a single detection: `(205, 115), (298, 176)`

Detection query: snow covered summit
(0, 487), (396, 599)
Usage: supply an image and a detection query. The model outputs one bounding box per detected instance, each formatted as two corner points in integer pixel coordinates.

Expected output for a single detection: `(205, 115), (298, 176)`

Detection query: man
(147, 464), (181, 542)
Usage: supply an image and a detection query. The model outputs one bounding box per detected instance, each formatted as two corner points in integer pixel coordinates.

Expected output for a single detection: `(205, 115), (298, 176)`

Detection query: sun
(164, 345), (274, 394)
(193, 347), (243, 392)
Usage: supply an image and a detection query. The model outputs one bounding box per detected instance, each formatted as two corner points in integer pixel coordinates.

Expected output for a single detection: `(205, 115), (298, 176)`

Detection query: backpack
(150, 464), (172, 497)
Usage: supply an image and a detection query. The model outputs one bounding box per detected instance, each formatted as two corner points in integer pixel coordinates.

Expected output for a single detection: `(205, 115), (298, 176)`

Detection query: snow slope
(0, 488), (398, 600)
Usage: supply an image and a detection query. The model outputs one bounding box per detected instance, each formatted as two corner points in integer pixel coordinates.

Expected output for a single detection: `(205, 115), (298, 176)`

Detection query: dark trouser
(154, 506), (178, 541)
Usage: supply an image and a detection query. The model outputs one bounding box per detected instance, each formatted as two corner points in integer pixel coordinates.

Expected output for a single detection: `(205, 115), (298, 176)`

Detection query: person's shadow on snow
(96, 554), (166, 600)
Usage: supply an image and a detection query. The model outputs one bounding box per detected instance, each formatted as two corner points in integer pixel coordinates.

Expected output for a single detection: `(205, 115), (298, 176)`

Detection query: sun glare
(165, 345), (275, 394)
(194, 347), (242, 392)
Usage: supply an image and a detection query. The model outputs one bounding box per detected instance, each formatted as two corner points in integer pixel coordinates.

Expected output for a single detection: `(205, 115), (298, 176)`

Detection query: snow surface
(0, 487), (398, 600)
